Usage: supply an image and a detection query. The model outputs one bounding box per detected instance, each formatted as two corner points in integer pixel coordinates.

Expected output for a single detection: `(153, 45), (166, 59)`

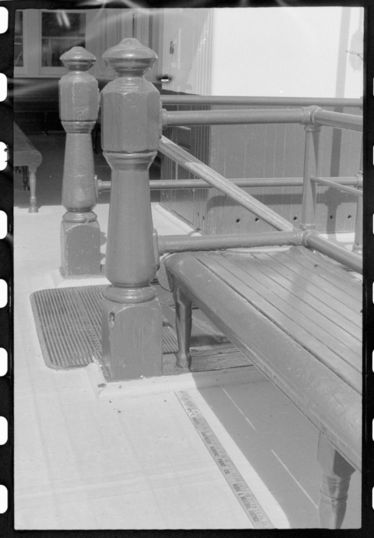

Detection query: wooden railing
(58, 39), (363, 380)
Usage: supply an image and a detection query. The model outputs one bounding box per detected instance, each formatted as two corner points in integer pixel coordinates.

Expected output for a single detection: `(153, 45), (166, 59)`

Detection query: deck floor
(14, 201), (361, 529)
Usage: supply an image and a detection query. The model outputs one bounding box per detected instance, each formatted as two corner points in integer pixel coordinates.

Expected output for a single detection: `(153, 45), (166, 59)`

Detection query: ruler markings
(177, 390), (273, 529)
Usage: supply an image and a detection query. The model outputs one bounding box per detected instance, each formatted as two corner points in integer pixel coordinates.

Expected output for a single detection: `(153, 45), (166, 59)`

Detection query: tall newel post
(101, 38), (162, 381)
(59, 47), (101, 276)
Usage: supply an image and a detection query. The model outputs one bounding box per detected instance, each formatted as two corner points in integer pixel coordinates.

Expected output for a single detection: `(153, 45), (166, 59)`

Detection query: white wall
(209, 7), (363, 97)
(344, 7), (364, 98)
(159, 8), (213, 94)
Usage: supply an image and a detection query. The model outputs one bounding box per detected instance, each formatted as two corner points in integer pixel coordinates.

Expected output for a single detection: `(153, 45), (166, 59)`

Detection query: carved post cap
(60, 46), (96, 71)
(102, 37), (157, 75)
(59, 46), (99, 123)
(101, 39), (160, 153)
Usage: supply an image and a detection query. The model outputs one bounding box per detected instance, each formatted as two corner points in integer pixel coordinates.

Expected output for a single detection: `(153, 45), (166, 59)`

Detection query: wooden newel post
(59, 46), (100, 276)
(100, 38), (162, 381)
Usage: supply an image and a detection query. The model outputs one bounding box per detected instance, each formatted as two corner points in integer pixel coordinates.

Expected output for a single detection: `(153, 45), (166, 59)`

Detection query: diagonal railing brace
(159, 136), (294, 232)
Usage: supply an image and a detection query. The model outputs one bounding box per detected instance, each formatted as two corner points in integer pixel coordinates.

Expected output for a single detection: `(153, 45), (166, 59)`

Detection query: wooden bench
(164, 244), (361, 528)
(14, 123), (42, 213)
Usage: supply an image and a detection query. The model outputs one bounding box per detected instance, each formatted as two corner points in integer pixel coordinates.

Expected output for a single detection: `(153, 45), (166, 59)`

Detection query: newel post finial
(60, 46), (96, 72)
(59, 46), (101, 276)
(101, 38), (162, 381)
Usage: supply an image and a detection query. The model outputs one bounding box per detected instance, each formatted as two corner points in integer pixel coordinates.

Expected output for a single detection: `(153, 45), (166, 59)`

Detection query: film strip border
(364, 0), (374, 534)
(0, 1), (372, 536)
(0, 2), (11, 534)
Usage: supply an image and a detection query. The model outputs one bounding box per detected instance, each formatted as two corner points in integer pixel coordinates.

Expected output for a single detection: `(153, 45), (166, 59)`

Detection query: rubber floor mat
(31, 285), (178, 370)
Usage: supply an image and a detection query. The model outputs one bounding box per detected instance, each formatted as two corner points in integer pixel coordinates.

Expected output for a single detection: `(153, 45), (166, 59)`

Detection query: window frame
(13, 8), (154, 80)
(39, 9), (87, 75)
(14, 9), (100, 78)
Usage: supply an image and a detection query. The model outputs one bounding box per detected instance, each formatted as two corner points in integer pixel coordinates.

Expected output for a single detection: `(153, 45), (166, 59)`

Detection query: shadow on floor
(192, 367), (361, 529)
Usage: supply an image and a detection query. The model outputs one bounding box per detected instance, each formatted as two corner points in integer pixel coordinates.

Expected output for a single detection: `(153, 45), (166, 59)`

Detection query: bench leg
(317, 433), (355, 528)
(173, 287), (192, 369)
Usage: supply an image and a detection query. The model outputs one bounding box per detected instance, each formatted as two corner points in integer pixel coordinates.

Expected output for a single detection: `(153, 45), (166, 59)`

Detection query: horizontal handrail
(158, 231), (303, 255)
(158, 229), (362, 273)
(97, 176), (362, 192)
(311, 176), (363, 197)
(160, 95), (363, 108)
(303, 231), (362, 274)
(149, 177), (305, 189)
(98, 178), (306, 191)
(162, 107), (308, 127)
(312, 108), (362, 131)
(159, 136), (294, 232)
(162, 106), (362, 131)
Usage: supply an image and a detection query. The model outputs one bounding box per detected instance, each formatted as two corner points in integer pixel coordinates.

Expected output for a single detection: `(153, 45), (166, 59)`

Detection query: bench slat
(281, 249), (362, 306)
(197, 253), (361, 386)
(255, 251), (360, 334)
(264, 250), (361, 330)
(227, 251), (361, 340)
(165, 252), (361, 471)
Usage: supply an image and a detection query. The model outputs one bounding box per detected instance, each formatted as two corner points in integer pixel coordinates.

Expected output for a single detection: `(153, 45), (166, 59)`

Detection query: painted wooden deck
(14, 199), (361, 529)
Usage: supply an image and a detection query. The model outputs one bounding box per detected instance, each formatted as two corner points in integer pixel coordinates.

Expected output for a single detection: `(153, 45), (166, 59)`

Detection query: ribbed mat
(31, 285), (178, 370)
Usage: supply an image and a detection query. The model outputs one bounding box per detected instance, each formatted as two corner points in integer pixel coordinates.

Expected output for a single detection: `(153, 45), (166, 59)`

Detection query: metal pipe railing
(315, 176), (362, 188)
(97, 177), (303, 191)
(162, 107), (308, 127)
(312, 108), (362, 132)
(158, 231), (303, 255)
(162, 106), (362, 132)
(303, 232), (362, 274)
(97, 176), (362, 192)
(310, 173), (362, 254)
(353, 194), (363, 253)
(149, 177), (305, 189)
(160, 95), (363, 108)
(301, 123), (320, 229)
(159, 136), (294, 232)
(311, 176), (363, 197)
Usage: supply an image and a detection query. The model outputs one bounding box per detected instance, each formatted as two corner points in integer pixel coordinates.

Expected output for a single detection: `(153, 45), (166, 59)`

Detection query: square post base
(101, 291), (163, 381)
(60, 215), (101, 276)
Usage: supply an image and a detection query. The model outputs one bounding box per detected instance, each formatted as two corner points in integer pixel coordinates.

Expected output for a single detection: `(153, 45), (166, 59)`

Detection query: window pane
(14, 11), (23, 67)
(41, 11), (86, 67)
